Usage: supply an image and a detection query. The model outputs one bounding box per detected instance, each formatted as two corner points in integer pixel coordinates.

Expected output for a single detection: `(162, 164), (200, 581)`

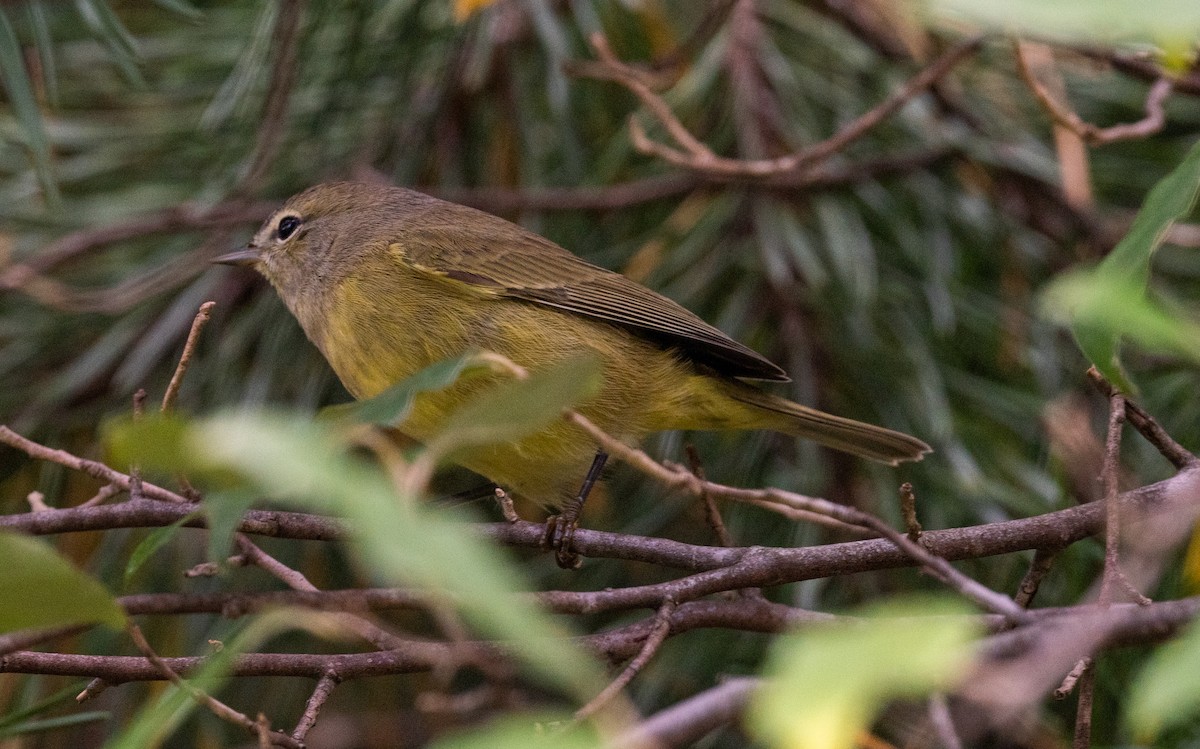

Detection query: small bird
(217, 182), (929, 562)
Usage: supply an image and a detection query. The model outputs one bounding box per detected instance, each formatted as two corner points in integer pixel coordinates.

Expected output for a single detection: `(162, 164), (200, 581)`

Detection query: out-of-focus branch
(577, 31), (983, 177)
(1015, 41), (1174, 146)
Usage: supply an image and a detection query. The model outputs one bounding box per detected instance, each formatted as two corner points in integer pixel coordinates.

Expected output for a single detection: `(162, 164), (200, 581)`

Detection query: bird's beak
(213, 246), (261, 267)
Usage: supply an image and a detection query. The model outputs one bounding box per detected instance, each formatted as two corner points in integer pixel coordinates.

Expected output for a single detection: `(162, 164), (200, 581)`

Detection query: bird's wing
(391, 216), (788, 382)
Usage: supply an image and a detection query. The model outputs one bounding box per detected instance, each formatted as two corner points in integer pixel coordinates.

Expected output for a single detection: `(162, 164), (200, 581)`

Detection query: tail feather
(727, 385), (931, 466)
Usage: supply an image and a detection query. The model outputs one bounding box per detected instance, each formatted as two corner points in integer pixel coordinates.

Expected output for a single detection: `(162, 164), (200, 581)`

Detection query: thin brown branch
(291, 670), (340, 742)
(564, 411), (1030, 623)
(4, 471), (1195, 615)
(1072, 661), (1095, 748)
(1055, 656), (1092, 699)
(0, 425), (190, 504)
(1015, 41), (1173, 146)
(900, 482), (922, 540)
(127, 624), (301, 749)
(162, 301), (216, 413)
(1087, 367), (1199, 470)
(685, 445), (734, 547)
(928, 693), (964, 749)
(575, 598), (678, 721)
(1014, 548), (1059, 609)
(1099, 390), (1126, 604)
(613, 677), (758, 749)
(582, 31), (982, 177)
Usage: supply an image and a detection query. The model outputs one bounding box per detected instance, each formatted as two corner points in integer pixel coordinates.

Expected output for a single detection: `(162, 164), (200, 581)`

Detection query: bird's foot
(542, 504), (583, 570)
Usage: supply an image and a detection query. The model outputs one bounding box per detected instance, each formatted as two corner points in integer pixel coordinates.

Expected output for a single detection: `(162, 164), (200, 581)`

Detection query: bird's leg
(543, 450), (608, 569)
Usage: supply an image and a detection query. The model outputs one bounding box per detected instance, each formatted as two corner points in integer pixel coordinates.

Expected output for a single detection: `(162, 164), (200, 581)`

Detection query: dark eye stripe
(277, 215), (301, 240)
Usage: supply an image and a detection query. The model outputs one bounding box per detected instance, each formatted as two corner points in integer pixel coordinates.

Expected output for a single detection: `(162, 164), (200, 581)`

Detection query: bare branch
(580, 31), (983, 177)
(162, 301), (216, 413)
(1015, 41), (1173, 146)
(127, 624), (301, 749)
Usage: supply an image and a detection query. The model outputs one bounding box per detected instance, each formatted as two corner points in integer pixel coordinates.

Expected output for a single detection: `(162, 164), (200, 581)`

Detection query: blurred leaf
(0, 530), (125, 633)
(204, 489), (258, 564)
(0, 712), (109, 738)
(748, 597), (978, 749)
(1127, 615), (1200, 738)
(124, 511), (201, 585)
(0, 681), (91, 733)
(196, 411), (603, 699)
(1041, 138), (1200, 391)
(150, 0), (203, 20)
(105, 409), (605, 700)
(72, 0), (145, 85)
(924, 0), (1200, 63)
(0, 6), (59, 204)
(103, 412), (193, 474)
(24, 2), (58, 107)
(324, 352), (481, 427)
(428, 354), (603, 459)
(431, 713), (602, 749)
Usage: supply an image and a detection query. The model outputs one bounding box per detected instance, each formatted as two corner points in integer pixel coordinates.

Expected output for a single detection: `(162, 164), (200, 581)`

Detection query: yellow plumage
(219, 182), (930, 508)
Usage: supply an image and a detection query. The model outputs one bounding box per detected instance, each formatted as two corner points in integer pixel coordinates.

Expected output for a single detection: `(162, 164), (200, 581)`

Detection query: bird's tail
(723, 383), (931, 466)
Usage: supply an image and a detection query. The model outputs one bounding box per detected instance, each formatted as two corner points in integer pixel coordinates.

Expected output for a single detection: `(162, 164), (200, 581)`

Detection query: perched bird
(217, 182), (929, 561)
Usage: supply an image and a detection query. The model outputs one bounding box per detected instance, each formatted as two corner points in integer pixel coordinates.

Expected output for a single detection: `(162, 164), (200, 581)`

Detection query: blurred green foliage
(2, 0), (1200, 746)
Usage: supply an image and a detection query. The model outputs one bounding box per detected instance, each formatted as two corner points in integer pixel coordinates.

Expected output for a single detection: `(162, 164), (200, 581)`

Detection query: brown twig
(581, 31), (983, 177)
(685, 445), (734, 547)
(564, 411), (1030, 623)
(613, 677), (758, 749)
(1087, 367), (1199, 470)
(75, 678), (109, 704)
(900, 482), (922, 540)
(575, 598), (678, 721)
(0, 425), (190, 504)
(127, 623), (301, 748)
(1014, 548), (1059, 608)
(291, 670), (340, 742)
(1099, 390), (1126, 604)
(1014, 41), (1173, 146)
(928, 693), (964, 749)
(1072, 661), (1095, 748)
(162, 302), (216, 413)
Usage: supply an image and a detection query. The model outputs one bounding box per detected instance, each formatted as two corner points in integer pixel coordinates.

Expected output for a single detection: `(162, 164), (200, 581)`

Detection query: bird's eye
(277, 215), (301, 240)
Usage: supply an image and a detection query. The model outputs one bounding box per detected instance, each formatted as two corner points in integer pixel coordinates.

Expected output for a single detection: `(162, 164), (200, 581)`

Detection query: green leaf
(0, 530), (125, 633)
(204, 489), (257, 564)
(72, 0), (145, 86)
(324, 352), (481, 427)
(0, 6), (59, 205)
(427, 354), (603, 459)
(0, 712), (110, 738)
(124, 511), (201, 585)
(748, 597), (978, 749)
(1126, 615), (1200, 738)
(1041, 138), (1200, 391)
(0, 681), (91, 732)
(103, 412), (194, 475)
(923, 0), (1200, 63)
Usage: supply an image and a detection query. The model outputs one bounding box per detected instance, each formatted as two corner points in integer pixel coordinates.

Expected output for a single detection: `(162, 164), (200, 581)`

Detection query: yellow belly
(312, 261), (733, 507)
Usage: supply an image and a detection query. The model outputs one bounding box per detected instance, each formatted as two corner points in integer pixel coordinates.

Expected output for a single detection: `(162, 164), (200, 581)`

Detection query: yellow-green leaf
(0, 531), (125, 633)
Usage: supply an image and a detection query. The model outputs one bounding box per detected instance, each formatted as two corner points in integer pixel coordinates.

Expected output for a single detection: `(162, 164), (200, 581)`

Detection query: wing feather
(389, 201), (789, 382)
